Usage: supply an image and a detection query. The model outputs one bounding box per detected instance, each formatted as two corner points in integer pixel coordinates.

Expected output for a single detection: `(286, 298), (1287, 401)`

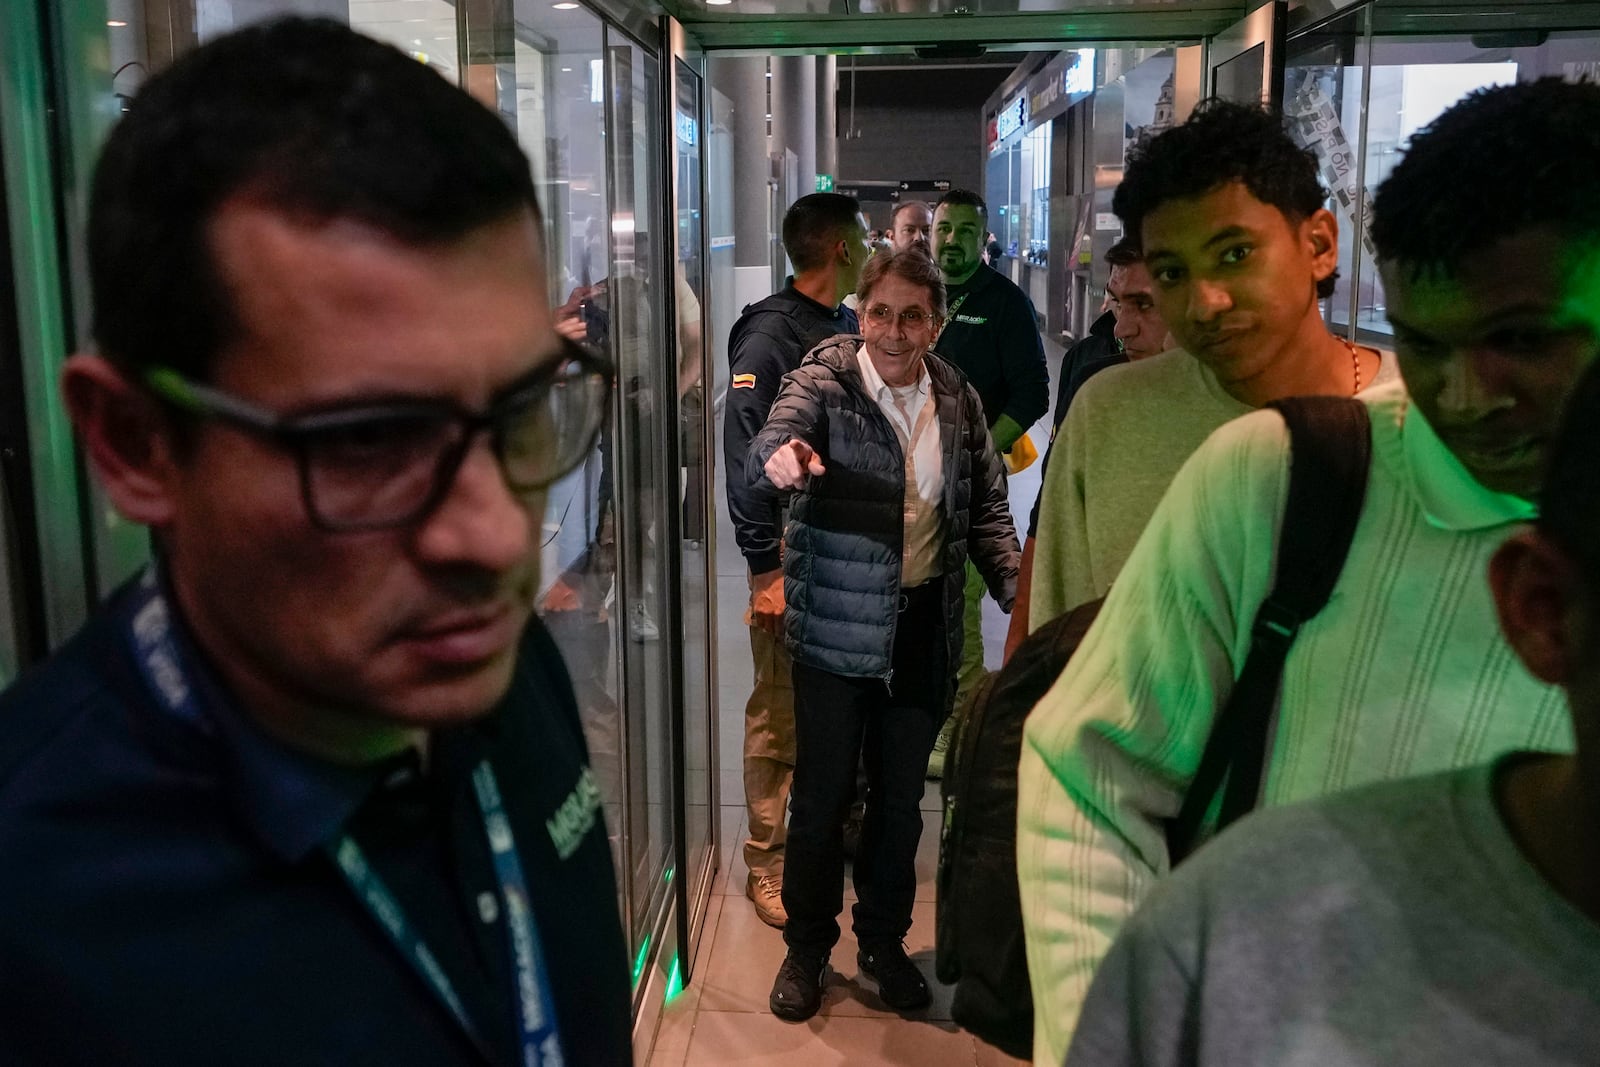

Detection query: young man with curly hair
(1029, 101), (1399, 625)
(1066, 325), (1600, 1067)
(1019, 79), (1600, 1065)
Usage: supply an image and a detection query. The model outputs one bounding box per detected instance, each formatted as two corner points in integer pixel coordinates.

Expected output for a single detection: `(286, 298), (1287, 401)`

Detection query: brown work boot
(746, 870), (787, 928)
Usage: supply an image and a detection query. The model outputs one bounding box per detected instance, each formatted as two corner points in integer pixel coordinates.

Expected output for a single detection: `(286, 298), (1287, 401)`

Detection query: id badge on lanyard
(327, 763), (566, 1067)
(121, 566), (566, 1067)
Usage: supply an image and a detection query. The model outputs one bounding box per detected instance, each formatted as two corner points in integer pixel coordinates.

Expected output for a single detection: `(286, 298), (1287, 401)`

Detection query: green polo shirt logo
(546, 766), (603, 860)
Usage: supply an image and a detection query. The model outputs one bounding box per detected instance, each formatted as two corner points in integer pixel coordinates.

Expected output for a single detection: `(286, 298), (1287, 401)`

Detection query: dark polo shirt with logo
(936, 262), (1049, 432)
(0, 580), (631, 1067)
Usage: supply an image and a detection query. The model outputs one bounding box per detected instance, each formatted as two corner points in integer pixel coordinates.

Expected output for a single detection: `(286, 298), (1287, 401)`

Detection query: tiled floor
(655, 336), (1064, 1066)
(648, 794), (1030, 1066)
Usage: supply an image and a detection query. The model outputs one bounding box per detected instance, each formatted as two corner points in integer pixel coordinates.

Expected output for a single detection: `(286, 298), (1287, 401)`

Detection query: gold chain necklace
(1340, 338), (1363, 395)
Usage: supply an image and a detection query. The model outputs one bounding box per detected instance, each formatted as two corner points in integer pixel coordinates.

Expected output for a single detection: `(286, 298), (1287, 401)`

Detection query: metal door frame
(1206, 0), (1289, 108)
(662, 15), (720, 987)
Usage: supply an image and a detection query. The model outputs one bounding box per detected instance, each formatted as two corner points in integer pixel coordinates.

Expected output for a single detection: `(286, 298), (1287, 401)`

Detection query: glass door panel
(507, 0), (627, 923)
(1285, 11), (1600, 347)
(1351, 25), (1600, 345)
(1285, 5), (1370, 339)
(605, 34), (677, 993)
(671, 52), (716, 975)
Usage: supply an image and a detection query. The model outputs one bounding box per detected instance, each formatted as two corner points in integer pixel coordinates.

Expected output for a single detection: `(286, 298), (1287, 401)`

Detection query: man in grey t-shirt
(1066, 92), (1600, 1061)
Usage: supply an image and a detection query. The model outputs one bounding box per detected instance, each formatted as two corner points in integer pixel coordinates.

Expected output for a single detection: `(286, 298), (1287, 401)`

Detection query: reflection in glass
(1282, 19), (1599, 347)
(503, 0), (627, 919)
(674, 56), (716, 948)
(606, 37), (677, 970)
(1213, 43), (1267, 105)
(1284, 7), (1367, 339)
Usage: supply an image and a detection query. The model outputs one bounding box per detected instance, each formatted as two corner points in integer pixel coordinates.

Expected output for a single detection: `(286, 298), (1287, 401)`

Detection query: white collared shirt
(856, 346), (944, 585)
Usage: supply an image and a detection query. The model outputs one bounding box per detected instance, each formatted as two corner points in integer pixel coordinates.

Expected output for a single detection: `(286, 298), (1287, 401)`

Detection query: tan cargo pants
(744, 623), (796, 877)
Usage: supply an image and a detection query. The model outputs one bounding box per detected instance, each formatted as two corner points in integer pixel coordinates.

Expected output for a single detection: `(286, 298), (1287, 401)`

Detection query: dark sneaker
(769, 950), (828, 1021)
(857, 941), (931, 1011)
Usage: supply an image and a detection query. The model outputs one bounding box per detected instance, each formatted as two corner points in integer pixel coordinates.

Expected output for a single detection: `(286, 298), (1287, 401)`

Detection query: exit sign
(815, 174), (834, 192)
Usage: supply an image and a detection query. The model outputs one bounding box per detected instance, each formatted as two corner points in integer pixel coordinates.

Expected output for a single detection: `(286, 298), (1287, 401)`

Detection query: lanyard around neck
(121, 567), (566, 1067)
(327, 762), (565, 1067)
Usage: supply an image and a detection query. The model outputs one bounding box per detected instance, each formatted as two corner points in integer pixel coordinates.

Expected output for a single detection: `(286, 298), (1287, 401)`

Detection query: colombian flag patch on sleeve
(732, 373), (756, 389)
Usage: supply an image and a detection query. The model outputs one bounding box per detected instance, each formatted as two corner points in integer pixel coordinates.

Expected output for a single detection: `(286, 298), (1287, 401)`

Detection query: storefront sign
(989, 92), (1028, 155)
(1028, 49), (1096, 129)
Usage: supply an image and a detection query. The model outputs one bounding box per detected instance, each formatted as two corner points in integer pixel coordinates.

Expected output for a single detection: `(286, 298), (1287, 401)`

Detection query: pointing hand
(765, 438), (826, 490)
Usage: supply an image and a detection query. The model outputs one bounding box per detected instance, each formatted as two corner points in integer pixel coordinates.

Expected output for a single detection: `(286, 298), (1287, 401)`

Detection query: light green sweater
(1029, 346), (1399, 627)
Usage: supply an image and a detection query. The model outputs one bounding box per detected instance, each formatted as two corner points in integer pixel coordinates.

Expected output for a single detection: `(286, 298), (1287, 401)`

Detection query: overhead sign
(815, 173), (834, 192)
(1063, 48), (1096, 95)
(897, 179), (951, 192)
(991, 92), (1028, 152)
(1028, 49), (1096, 129)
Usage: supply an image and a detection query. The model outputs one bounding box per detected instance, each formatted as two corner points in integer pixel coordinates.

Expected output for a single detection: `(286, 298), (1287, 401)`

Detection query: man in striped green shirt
(1064, 312), (1600, 1067)
(1018, 78), (1600, 1066)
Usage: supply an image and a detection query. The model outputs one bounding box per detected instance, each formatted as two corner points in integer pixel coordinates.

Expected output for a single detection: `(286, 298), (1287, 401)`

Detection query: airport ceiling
(662, 0), (1243, 50)
(640, 0), (1600, 51)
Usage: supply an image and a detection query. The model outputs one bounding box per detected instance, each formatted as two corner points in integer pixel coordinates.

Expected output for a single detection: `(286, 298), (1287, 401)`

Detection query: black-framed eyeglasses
(863, 304), (935, 330)
(143, 339), (613, 533)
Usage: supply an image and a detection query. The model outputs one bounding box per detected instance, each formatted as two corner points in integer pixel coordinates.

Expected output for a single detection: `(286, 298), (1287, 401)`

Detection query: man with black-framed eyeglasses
(138, 346), (609, 534)
(0, 18), (632, 1066)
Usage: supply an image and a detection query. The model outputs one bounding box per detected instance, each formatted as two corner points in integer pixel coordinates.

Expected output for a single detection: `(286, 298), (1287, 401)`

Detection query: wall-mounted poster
(1123, 52), (1177, 157)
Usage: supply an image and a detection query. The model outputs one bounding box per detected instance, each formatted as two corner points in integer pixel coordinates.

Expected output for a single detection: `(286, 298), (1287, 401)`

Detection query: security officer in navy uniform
(0, 19), (630, 1066)
(724, 193), (867, 928)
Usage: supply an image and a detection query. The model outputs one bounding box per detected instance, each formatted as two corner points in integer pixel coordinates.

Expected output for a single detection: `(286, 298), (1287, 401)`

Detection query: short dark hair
(1372, 79), (1600, 283)
(857, 249), (947, 321)
(89, 17), (541, 382)
(935, 189), (987, 225)
(1105, 237), (1143, 267)
(891, 200), (930, 227)
(782, 193), (862, 273)
(1539, 357), (1600, 589)
(1113, 99), (1335, 298)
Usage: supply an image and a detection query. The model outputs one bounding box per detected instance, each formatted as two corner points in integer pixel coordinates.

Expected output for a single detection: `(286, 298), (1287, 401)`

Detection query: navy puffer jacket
(747, 335), (1020, 693)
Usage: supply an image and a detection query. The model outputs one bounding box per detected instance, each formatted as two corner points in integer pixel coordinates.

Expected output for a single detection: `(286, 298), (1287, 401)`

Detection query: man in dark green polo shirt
(928, 188), (1050, 774)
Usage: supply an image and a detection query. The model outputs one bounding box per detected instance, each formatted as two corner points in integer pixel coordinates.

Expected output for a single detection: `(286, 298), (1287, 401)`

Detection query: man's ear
(1303, 207), (1339, 282)
(60, 353), (181, 527)
(1489, 530), (1579, 686)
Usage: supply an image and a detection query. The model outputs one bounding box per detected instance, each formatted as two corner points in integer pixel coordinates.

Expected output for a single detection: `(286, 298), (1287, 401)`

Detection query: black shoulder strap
(1166, 395), (1372, 864)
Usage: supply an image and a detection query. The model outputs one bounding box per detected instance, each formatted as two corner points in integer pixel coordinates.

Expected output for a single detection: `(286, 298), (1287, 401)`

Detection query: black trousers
(782, 581), (950, 956)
